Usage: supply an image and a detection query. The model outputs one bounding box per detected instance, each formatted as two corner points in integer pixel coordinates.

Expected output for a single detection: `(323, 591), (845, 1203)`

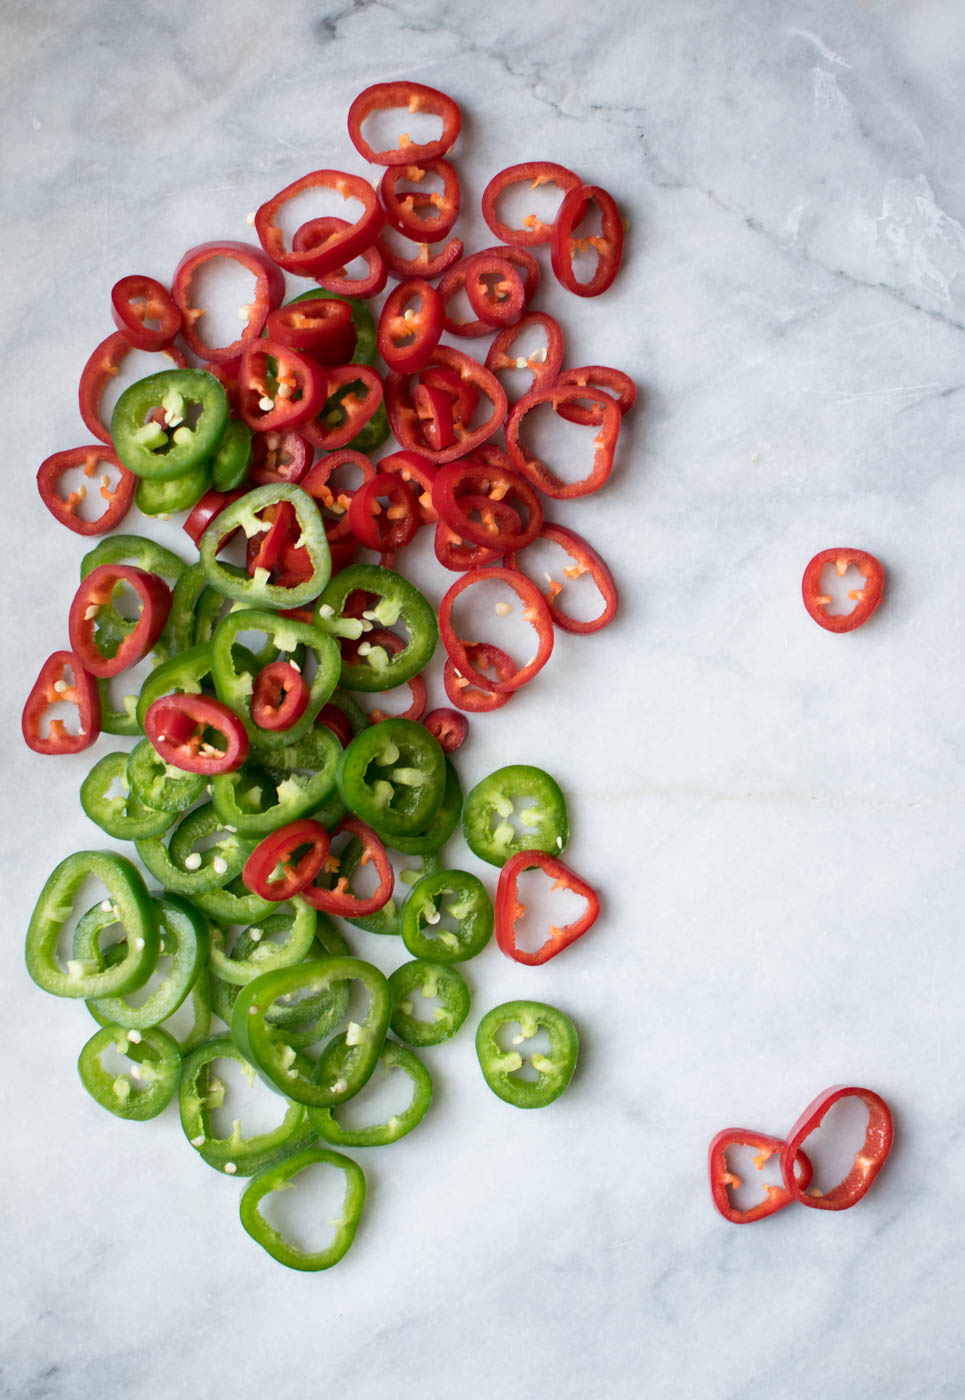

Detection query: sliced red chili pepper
(386, 347), (507, 465)
(554, 364), (637, 423)
(246, 500), (300, 577)
(439, 566), (554, 695)
(265, 298), (356, 364)
(68, 565), (172, 679)
(505, 384), (621, 499)
(476, 245), (541, 303)
(110, 275), (181, 352)
(301, 816), (393, 916)
(495, 851), (600, 965)
(303, 365), (384, 453)
(443, 641), (515, 713)
(423, 707), (468, 753)
(780, 1086), (894, 1211)
(347, 81), (462, 166)
(551, 183), (624, 297)
(377, 450), (437, 524)
(242, 819), (331, 901)
(379, 158), (461, 242)
(481, 162), (583, 247)
(504, 521), (618, 634)
(78, 333), (186, 446)
(709, 1130), (814, 1225)
(376, 229), (464, 282)
(172, 241), (285, 363)
(22, 651), (101, 755)
(316, 702), (356, 748)
(238, 340), (328, 435)
(291, 217), (388, 298)
(347, 472), (420, 553)
(438, 259), (501, 339)
(801, 549), (885, 633)
(144, 693), (249, 775)
(413, 381), (456, 451)
(432, 458), (543, 551)
(249, 429), (313, 487)
(255, 169), (385, 278)
(419, 365), (479, 427)
(201, 357), (242, 416)
(433, 496), (524, 572)
(342, 629), (427, 725)
(376, 278), (443, 374)
(251, 660), (311, 732)
(302, 449), (376, 543)
(183, 488), (246, 548)
(37, 445), (136, 537)
(486, 312), (565, 403)
(463, 251), (527, 329)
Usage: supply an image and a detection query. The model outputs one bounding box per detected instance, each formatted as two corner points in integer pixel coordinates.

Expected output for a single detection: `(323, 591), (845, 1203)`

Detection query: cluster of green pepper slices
(25, 297), (580, 1269)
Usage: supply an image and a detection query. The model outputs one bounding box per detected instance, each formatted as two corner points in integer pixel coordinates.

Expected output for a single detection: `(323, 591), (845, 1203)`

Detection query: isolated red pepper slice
(172, 241), (285, 363)
(68, 565), (172, 679)
(378, 451), (438, 524)
(481, 161), (583, 247)
(301, 816), (393, 917)
(302, 450), (376, 543)
(376, 230), (464, 282)
(22, 651), (101, 755)
(506, 384), (621, 499)
(144, 693), (249, 775)
(251, 660), (311, 732)
(255, 170), (385, 277)
(439, 566), (554, 695)
(495, 851), (600, 965)
(238, 341), (328, 435)
(551, 183), (624, 297)
(432, 458), (543, 552)
(380, 158), (461, 242)
(37, 445), (136, 537)
(376, 279), (443, 374)
(78, 333), (186, 446)
(443, 641), (515, 713)
(555, 364), (637, 423)
(347, 472), (420, 552)
(779, 1086), (894, 1211)
(291, 217), (388, 299)
(110, 275), (182, 352)
(347, 81), (462, 166)
(801, 549), (885, 633)
(250, 429), (313, 487)
(386, 347), (507, 465)
(486, 312), (565, 403)
(504, 522), (618, 634)
(709, 1130), (814, 1225)
(266, 298), (356, 364)
(423, 707), (467, 753)
(242, 819), (331, 901)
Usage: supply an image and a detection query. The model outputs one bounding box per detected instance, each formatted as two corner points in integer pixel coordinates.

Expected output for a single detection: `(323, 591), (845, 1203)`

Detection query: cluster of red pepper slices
(709, 1085), (894, 1223)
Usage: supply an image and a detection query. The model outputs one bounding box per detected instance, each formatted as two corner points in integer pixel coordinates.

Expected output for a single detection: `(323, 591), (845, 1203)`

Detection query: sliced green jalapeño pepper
(315, 564), (437, 691)
(207, 899), (316, 986)
(378, 759), (462, 856)
(135, 642), (214, 730)
(78, 1024), (181, 1120)
(110, 369), (229, 481)
(389, 960), (470, 1047)
(336, 717), (446, 837)
(84, 893), (210, 1031)
(308, 1039), (432, 1147)
(401, 869), (493, 963)
(200, 484), (332, 610)
(475, 1000), (579, 1109)
(26, 852), (159, 999)
(231, 957), (391, 1109)
(135, 457), (212, 516)
(126, 737), (206, 814)
(239, 1148), (366, 1271)
(136, 802), (250, 897)
(210, 725), (342, 837)
(210, 918), (350, 1042)
(210, 419), (253, 491)
(179, 1034), (313, 1176)
(462, 764), (569, 867)
(80, 752), (174, 840)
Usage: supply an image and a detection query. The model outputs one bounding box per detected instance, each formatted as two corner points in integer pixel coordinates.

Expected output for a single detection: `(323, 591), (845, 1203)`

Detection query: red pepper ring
(172, 241), (286, 363)
(68, 564), (172, 679)
(251, 660), (311, 733)
(504, 521), (618, 635)
(386, 347), (507, 466)
(347, 80), (462, 167)
(481, 161), (583, 247)
(376, 229), (464, 282)
(144, 693), (249, 776)
(22, 650), (101, 756)
(303, 365), (384, 454)
(301, 816), (394, 917)
(242, 819), (331, 902)
(347, 473), (420, 553)
(551, 183), (625, 298)
(463, 251), (528, 329)
(265, 298), (356, 364)
(250, 429), (313, 487)
(779, 1086), (894, 1212)
(255, 169), (385, 278)
(432, 458), (543, 552)
(554, 364), (638, 424)
(506, 384), (621, 499)
(238, 340), (328, 436)
(110, 274), (182, 352)
(801, 549), (885, 634)
(422, 707), (468, 753)
(443, 641), (516, 713)
(485, 312), (565, 403)
(377, 450), (438, 524)
(37, 445), (136, 537)
(709, 1130), (814, 1225)
(290, 217), (388, 299)
(439, 566), (554, 695)
(376, 279), (443, 375)
(78, 333), (187, 447)
(342, 628), (427, 726)
(433, 495), (525, 573)
(379, 158), (461, 243)
(302, 450), (377, 543)
(495, 850), (600, 966)
(183, 488), (246, 548)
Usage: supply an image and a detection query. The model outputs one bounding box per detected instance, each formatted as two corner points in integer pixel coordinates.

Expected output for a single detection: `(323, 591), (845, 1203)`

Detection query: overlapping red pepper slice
(144, 693), (249, 775)
(347, 472), (420, 553)
(255, 169), (385, 278)
(347, 81), (462, 166)
(251, 660), (311, 732)
(303, 365), (384, 453)
(249, 429), (313, 487)
(22, 651), (101, 755)
(301, 816), (393, 917)
(506, 384), (621, 499)
(110, 275), (182, 352)
(380, 158), (461, 242)
(443, 641), (516, 713)
(238, 340), (328, 435)
(242, 818), (331, 901)
(78, 333), (187, 446)
(485, 312), (565, 403)
(432, 457), (543, 553)
(171, 241), (286, 363)
(439, 565), (554, 695)
(779, 1086), (894, 1211)
(551, 183), (624, 297)
(481, 161), (583, 247)
(709, 1130), (814, 1225)
(504, 521), (618, 634)
(377, 450), (437, 524)
(183, 488), (246, 548)
(341, 628), (427, 725)
(422, 707), (468, 753)
(265, 298), (356, 363)
(463, 250), (528, 329)
(68, 565), (172, 679)
(37, 445), (136, 537)
(291, 216), (388, 298)
(495, 851), (600, 966)
(801, 549), (885, 633)
(555, 364), (637, 423)
(376, 279), (443, 374)
(376, 229), (464, 282)
(385, 346), (507, 465)
(433, 495), (524, 572)
(302, 449), (376, 543)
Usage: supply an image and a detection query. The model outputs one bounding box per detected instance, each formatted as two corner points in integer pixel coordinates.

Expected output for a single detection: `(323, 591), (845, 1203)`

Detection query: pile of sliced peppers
(21, 79), (632, 1271)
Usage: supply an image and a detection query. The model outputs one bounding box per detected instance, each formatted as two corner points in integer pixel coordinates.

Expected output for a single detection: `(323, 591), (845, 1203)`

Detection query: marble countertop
(4, 1), (965, 1396)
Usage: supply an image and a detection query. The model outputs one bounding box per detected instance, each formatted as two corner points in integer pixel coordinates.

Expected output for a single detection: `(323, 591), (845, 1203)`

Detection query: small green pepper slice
(401, 869), (493, 963)
(126, 737), (206, 813)
(462, 764), (569, 867)
(136, 802), (249, 896)
(336, 717), (446, 837)
(308, 1039), (432, 1147)
(475, 1000), (579, 1109)
(84, 892), (210, 1031)
(210, 419), (253, 491)
(240, 1147), (366, 1271)
(379, 759), (463, 855)
(135, 456), (211, 515)
(111, 369), (229, 481)
(315, 564), (437, 692)
(79, 752), (174, 840)
(389, 960), (471, 1047)
(78, 1024), (181, 1120)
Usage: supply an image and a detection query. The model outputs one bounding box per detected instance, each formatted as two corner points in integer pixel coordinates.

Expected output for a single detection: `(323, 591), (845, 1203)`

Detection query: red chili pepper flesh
(172, 241), (285, 363)
(551, 183), (624, 297)
(251, 660), (311, 732)
(110, 274), (182, 352)
(439, 566), (554, 695)
(37, 445), (136, 537)
(347, 81), (462, 167)
(801, 549), (885, 633)
(495, 851), (600, 965)
(242, 819), (331, 901)
(68, 565), (172, 679)
(22, 651), (101, 755)
(709, 1130), (814, 1225)
(481, 161), (583, 247)
(779, 1086), (894, 1211)
(144, 693), (249, 775)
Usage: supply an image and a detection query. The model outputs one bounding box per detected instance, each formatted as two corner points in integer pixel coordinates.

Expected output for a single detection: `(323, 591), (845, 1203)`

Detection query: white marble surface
(4, 0), (965, 1395)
